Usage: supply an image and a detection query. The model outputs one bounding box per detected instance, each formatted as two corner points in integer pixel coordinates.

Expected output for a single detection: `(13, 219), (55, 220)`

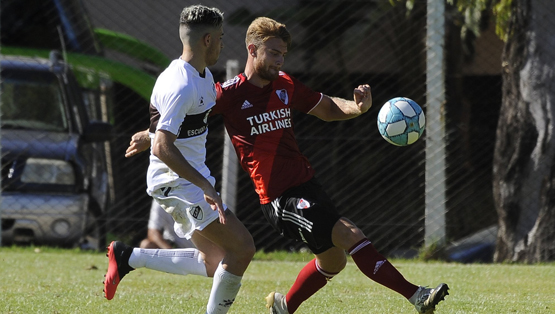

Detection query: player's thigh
(197, 210), (255, 260)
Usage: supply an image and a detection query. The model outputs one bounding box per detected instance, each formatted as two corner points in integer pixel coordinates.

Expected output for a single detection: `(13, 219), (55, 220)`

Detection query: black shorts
(260, 178), (341, 254)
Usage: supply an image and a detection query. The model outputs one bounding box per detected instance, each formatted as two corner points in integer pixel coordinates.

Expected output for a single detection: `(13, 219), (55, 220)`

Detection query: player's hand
(125, 130), (151, 158)
(203, 187), (226, 225)
(354, 84), (372, 114)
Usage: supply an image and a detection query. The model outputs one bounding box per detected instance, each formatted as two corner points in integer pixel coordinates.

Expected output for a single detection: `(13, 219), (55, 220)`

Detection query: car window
(1, 71), (68, 132)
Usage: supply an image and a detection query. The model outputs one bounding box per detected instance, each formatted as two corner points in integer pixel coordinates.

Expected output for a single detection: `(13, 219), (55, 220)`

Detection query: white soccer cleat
(265, 291), (288, 314)
(413, 283), (449, 314)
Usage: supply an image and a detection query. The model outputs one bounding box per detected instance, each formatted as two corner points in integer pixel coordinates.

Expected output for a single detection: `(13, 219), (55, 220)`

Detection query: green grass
(1, 246), (554, 313)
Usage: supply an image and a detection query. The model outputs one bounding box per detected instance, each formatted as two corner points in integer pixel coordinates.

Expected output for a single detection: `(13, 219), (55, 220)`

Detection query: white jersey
(146, 58), (217, 194)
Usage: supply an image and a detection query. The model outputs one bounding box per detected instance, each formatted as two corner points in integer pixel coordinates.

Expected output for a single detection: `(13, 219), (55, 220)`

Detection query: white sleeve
(156, 78), (195, 136)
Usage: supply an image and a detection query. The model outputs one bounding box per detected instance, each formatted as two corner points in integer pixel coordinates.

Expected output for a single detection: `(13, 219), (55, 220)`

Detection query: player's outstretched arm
(125, 129), (151, 158)
(309, 84), (372, 121)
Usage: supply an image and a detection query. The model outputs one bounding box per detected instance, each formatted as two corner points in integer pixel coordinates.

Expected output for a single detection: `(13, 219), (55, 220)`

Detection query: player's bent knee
(338, 255), (348, 270)
(223, 227), (255, 265)
(318, 256), (347, 274)
(332, 218), (367, 249)
(233, 236), (256, 264)
(317, 246), (347, 272)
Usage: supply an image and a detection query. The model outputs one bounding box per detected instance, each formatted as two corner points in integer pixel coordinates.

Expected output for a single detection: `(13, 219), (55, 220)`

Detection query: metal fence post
(425, 0), (447, 247)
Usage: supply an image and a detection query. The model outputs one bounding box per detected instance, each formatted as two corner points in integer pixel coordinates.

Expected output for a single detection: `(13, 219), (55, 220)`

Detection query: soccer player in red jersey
(213, 17), (449, 314)
(127, 16), (449, 314)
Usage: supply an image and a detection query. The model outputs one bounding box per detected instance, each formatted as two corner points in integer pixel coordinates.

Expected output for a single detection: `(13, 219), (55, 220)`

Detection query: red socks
(285, 258), (337, 313)
(284, 240), (418, 313)
(349, 239), (418, 299)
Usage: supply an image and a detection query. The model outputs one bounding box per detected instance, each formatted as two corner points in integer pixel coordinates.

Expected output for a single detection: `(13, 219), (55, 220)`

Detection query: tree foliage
(447, 0), (513, 41)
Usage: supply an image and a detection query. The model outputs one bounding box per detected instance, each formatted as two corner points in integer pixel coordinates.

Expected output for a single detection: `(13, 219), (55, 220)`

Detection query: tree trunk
(493, 0), (555, 262)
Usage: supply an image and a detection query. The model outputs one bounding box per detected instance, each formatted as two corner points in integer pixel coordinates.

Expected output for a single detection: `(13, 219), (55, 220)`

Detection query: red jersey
(213, 72), (323, 204)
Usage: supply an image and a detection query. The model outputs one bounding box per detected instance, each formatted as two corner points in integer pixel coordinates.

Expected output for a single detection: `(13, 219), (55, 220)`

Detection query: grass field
(1, 246), (554, 314)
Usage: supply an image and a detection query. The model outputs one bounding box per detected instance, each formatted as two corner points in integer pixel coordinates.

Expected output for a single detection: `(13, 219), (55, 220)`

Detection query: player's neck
(244, 66), (270, 88)
(181, 50), (207, 76)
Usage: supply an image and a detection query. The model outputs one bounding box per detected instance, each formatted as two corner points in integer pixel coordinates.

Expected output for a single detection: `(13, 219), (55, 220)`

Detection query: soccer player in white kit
(103, 6), (255, 314)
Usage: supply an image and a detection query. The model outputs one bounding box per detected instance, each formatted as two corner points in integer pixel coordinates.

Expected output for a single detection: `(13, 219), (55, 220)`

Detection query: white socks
(206, 262), (243, 314)
(128, 249), (242, 313)
(128, 248), (207, 277)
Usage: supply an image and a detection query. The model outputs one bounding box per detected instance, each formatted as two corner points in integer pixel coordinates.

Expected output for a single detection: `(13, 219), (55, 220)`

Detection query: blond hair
(245, 17), (291, 49)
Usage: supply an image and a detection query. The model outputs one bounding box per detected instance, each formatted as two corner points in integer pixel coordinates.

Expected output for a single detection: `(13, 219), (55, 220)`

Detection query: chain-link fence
(1, 0), (539, 262)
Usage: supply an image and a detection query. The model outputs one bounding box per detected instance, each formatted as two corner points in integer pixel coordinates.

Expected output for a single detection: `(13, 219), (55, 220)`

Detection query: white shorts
(150, 178), (226, 240)
(147, 200), (193, 248)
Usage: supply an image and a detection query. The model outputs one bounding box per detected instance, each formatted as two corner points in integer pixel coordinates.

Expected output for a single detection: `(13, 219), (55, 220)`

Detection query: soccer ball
(377, 97), (425, 146)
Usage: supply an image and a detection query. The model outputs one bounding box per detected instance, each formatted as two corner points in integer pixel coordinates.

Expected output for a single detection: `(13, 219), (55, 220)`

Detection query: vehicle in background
(1, 0), (170, 248)
(0, 52), (113, 249)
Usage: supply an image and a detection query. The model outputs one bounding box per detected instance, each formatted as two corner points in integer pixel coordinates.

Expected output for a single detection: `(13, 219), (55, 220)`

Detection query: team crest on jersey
(199, 96), (204, 107)
(189, 205), (204, 220)
(297, 198), (311, 209)
(276, 89), (289, 105)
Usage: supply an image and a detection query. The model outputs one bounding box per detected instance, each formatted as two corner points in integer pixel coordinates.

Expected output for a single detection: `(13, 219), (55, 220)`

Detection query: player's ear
(203, 33), (211, 47)
(247, 44), (257, 57)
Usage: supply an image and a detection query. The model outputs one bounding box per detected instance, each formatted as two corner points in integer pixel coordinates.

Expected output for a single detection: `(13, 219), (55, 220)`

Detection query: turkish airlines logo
(246, 108), (292, 135)
(276, 89), (289, 105)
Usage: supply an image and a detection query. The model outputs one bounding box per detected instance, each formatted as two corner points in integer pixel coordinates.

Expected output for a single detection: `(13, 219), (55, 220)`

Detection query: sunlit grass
(1, 246), (554, 313)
